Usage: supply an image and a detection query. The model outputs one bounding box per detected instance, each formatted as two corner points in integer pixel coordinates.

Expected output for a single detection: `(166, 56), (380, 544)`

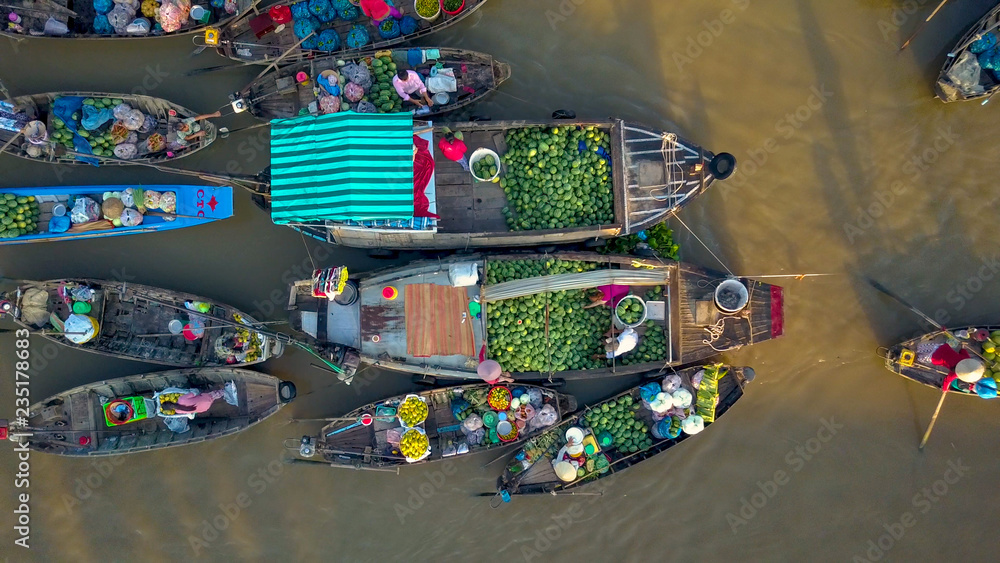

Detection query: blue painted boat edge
(0, 185), (235, 245)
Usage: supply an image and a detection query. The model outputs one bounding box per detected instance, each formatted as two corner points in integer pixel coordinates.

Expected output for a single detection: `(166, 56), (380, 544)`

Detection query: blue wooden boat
(0, 184), (233, 245)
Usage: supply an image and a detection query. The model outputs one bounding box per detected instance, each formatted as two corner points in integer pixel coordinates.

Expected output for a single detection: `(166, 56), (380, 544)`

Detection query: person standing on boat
(393, 69), (435, 109)
(160, 388), (227, 414)
(438, 128), (469, 170)
(583, 285), (631, 310)
(168, 110), (222, 151)
(360, 0), (401, 24)
(596, 326), (639, 360)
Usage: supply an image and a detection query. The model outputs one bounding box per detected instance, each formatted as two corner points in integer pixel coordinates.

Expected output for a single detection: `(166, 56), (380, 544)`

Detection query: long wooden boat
(266, 115), (736, 251)
(0, 184), (233, 245)
(8, 368), (295, 457)
(0, 92), (217, 166)
(238, 47), (510, 121)
(217, 0), (489, 64)
(882, 326), (1000, 396)
(936, 2), (1000, 102)
(493, 364), (753, 499)
(1, 278), (284, 367)
(285, 252), (783, 382)
(0, 0), (253, 40)
(288, 383), (576, 472)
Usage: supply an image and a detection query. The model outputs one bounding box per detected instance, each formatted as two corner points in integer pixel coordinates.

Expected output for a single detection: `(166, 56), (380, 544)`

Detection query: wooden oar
(249, 31), (316, 83)
(0, 129), (24, 154)
(900, 0), (950, 51)
(867, 278), (971, 449)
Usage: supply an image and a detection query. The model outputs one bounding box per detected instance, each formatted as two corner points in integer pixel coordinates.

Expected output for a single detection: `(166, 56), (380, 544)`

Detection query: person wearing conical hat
(477, 359), (513, 384)
(941, 357), (984, 392)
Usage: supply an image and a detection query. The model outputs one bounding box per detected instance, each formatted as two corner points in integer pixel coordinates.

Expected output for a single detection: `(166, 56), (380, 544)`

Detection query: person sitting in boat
(167, 110), (222, 151)
(583, 285), (631, 310)
(438, 128), (469, 170)
(393, 69), (435, 109)
(478, 359), (514, 384)
(931, 342), (978, 391)
(596, 326), (639, 360)
(360, 0), (402, 24)
(160, 387), (227, 415)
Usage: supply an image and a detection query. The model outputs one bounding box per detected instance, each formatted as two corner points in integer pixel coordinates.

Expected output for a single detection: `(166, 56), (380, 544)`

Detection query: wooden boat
(493, 364), (754, 499)
(286, 252), (783, 382)
(287, 383), (576, 471)
(1, 278), (285, 367)
(238, 47), (510, 121)
(936, 2), (1000, 102)
(881, 326), (1000, 396)
(0, 184), (233, 245)
(9, 368), (296, 457)
(265, 116), (736, 251)
(0, 0), (253, 40)
(0, 92), (217, 166)
(217, 0), (489, 64)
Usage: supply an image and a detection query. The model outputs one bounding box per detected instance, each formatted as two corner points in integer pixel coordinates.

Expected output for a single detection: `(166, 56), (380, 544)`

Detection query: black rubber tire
(742, 367), (756, 383)
(368, 248), (398, 259)
(552, 109), (577, 120)
(279, 381), (297, 403)
(709, 153), (737, 180)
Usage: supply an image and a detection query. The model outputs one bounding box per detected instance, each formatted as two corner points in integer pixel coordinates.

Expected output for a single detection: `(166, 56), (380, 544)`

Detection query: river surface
(2, 0), (1000, 561)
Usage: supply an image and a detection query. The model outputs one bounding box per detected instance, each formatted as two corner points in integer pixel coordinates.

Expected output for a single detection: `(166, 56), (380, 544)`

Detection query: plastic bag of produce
(159, 191), (176, 213)
(461, 414), (483, 433)
(661, 374), (682, 393)
(113, 143), (138, 160)
(427, 69), (457, 94)
(529, 404), (557, 431)
(138, 114), (157, 134)
(527, 388), (543, 408)
(947, 51), (984, 94)
(671, 388), (693, 409)
(341, 62), (371, 88)
(120, 208), (143, 226)
(107, 4), (136, 33)
(386, 427), (403, 446)
(355, 101), (377, 114)
(681, 414), (704, 435)
(448, 263), (479, 287)
(122, 109), (144, 131)
(70, 197), (101, 224)
(157, 0), (190, 32)
(94, 0), (114, 14)
(343, 82), (365, 103)
(970, 33), (997, 54)
(466, 427), (485, 446)
(82, 105), (114, 131)
(112, 103), (133, 120)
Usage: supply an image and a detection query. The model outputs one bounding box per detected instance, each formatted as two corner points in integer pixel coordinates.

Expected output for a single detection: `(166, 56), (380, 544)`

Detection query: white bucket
(469, 147), (500, 182)
(715, 279), (749, 313)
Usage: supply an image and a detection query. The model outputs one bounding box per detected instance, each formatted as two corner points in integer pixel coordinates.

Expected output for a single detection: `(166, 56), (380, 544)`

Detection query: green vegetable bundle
(499, 125), (614, 231)
(694, 364), (727, 423)
(583, 394), (652, 454)
(0, 194), (40, 239)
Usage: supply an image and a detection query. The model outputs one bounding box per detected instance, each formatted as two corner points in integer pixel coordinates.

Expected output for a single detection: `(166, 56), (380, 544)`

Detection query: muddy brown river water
(2, 0), (1000, 561)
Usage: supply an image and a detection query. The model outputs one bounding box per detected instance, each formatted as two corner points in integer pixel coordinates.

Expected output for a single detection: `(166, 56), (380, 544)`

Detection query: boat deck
(358, 267), (485, 371)
(434, 129), (510, 233)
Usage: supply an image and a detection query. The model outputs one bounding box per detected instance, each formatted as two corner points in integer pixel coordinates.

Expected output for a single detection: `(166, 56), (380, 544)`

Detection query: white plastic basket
(614, 295), (648, 328)
(469, 147), (501, 182)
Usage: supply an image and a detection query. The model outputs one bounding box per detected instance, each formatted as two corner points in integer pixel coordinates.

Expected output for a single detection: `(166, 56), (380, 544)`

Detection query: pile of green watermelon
(0, 194), (40, 239)
(367, 57), (405, 113)
(472, 153), (498, 181)
(486, 259), (610, 373)
(499, 125), (615, 231)
(50, 97), (125, 158)
(583, 394), (653, 454)
(620, 286), (668, 366)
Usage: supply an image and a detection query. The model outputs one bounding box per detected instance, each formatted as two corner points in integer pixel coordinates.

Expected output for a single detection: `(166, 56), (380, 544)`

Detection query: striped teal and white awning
(269, 112), (415, 223)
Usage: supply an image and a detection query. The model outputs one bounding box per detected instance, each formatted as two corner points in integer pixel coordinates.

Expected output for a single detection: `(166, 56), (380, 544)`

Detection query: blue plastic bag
(400, 15), (418, 35)
(317, 28), (340, 51)
(93, 0), (113, 15)
(294, 17), (318, 39)
(345, 25), (369, 49)
(970, 32), (997, 55)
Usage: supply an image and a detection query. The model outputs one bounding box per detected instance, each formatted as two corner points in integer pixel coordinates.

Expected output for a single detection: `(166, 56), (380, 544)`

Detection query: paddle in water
(867, 278), (967, 449)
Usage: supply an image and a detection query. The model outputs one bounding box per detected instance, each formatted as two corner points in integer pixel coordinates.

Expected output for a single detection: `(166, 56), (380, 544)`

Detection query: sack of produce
(461, 414), (483, 433)
(345, 25), (369, 50)
(448, 263), (478, 287)
(94, 0), (114, 14)
(120, 208), (143, 227)
(159, 191), (177, 213)
(144, 190), (162, 210)
(122, 109), (144, 130)
(343, 82), (365, 103)
(661, 374), (682, 393)
(102, 197), (125, 220)
(70, 197), (101, 224)
(158, 0), (190, 33)
(377, 18), (400, 39)
(399, 15), (418, 35)
(113, 143), (138, 160)
(529, 404), (557, 431)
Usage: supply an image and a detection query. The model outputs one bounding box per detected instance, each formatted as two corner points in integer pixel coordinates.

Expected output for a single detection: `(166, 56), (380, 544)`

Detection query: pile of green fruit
(50, 97), (126, 158)
(366, 57), (405, 113)
(472, 153), (498, 181)
(615, 297), (644, 326)
(601, 222), (680, 260)
(486, 259), (611, 373)
(485, 258), (600, 285)
(621, 321), (668, 366)
(499, 125), (615, 231)
(0, 194), (40, 239)
(583, 394), (653, 454)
